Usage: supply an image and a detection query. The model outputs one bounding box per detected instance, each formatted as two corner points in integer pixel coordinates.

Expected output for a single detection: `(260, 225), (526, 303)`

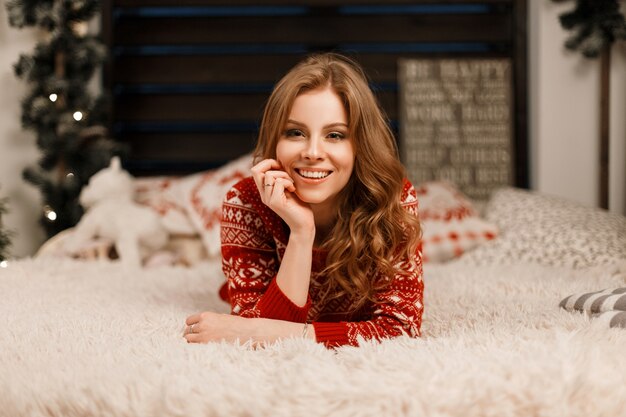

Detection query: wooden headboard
(101, 0), (527, 188)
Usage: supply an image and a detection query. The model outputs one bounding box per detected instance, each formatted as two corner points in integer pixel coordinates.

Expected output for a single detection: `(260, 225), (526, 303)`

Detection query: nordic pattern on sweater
(220, 177), (423, 348)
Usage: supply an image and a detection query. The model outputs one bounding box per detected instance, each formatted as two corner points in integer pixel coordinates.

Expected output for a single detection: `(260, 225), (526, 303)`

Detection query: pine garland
(554, 0), (626, 57)
(6, 0), (127, 237)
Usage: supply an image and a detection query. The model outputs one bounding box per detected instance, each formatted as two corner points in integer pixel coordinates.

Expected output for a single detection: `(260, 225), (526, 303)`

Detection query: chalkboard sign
(398, 58), (514, 201)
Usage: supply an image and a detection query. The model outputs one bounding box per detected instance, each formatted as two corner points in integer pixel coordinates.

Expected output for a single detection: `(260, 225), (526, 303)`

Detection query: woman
(184, 53), (423, 348)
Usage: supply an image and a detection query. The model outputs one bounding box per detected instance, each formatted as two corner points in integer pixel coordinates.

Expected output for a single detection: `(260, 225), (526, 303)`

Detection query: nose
(302, 136), (325, 160)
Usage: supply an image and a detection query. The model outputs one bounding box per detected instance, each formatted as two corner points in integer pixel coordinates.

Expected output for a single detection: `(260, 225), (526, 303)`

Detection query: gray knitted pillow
(460, 187), (626, 268)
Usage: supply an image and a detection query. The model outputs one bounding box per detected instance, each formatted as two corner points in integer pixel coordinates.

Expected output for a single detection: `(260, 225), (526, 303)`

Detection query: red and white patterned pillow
(133, 154), (253, 257)
(416, 181), (498, 263)
(135, 162), (496, 263)
(133, 177), (197, 236)
(178, 154), (253, 257)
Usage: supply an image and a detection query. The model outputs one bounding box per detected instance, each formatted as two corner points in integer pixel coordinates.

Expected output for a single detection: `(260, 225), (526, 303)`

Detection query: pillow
(182, 153), (253, 257)
(595, 311), (626, 329)
(560, 287), (626, 314)
(134, 177), (197, 235)
(415, 181), (498, 263)
(460, 187), (626, 268)
(560, 286), (626, 330)
(135, 169), (497, 262)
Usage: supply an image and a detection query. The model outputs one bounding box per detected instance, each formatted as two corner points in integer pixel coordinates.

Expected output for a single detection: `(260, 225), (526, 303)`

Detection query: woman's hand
(184, 311), (252, 344)
(250, 159), (314, 236)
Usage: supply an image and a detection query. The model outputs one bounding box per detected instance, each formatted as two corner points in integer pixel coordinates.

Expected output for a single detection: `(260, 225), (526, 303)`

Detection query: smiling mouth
(295, 169), (332, 179)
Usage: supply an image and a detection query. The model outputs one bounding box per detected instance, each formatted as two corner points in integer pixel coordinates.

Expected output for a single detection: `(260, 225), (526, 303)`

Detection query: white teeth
(298, 170), (330, 179)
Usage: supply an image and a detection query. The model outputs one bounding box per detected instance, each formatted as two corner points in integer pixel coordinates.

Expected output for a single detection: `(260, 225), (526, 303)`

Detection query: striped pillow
(595, 311), (626, 329)
(560, 287), (626, 313)
(560, 288), (626, 329)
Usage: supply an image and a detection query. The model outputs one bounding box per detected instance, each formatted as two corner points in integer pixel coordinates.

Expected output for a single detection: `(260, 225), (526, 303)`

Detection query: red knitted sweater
(219, 177), (424, 348)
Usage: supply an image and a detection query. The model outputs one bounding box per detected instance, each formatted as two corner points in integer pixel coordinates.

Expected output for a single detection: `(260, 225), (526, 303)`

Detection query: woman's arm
(221, 180), (312, 322)
(251, 158), (316, 307)
(186, 250), (423, 348)
(217, 157), (318, 322)
(274, 229), (315, 307)
(207, 178), (423, 348)
(184, 311), (316, 345)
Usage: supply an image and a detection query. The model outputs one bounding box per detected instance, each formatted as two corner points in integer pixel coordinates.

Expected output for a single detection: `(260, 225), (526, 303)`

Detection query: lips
(295, 168), (332, 180)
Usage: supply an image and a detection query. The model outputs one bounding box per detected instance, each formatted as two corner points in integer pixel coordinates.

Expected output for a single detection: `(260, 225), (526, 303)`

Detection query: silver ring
(264, 184), (272, 187)
(189, 324), (195, 333)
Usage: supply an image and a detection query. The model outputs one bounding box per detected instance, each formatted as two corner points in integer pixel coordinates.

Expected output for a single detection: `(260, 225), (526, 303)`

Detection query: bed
(4, 2), (626, 414)
(1, 155), (625, 417)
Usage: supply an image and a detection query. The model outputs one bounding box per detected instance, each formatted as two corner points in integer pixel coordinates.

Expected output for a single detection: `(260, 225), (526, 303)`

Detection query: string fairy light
(43, 205), (57, 222)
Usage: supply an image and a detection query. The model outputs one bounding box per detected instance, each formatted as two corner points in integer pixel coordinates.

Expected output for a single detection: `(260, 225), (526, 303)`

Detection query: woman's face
(276, 87), (355, 213)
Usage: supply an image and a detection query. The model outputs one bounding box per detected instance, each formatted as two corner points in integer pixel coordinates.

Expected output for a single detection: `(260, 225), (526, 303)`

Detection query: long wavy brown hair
(254, 53), (421, 312)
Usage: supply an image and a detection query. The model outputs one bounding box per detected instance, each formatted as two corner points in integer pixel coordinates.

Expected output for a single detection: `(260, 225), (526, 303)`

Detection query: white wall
(0, 5), (45, 257)
(0, 3), (625, 258)
(529, 0), (626, 215)
(609, 41), (626, 214)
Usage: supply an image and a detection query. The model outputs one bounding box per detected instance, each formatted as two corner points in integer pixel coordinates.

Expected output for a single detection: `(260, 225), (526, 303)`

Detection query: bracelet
(302, 322), (309, 339)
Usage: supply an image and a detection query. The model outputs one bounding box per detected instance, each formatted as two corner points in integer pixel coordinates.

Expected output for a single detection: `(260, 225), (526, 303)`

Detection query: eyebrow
(286, 119), (349, 129)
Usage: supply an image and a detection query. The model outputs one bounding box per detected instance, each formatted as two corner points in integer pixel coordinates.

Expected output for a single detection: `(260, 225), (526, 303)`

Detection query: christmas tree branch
(6, 0), (127, 237)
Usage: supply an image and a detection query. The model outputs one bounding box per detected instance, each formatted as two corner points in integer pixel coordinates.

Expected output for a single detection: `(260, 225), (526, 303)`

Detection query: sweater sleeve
(221, 180), (311, 322)
(313, 180), (424, 348)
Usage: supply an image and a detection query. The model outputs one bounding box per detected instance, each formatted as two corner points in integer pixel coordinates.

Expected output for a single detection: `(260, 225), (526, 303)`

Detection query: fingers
(282, 178), (296, 193)
(182, 313), (254, 345)
(262, 171), (293, 191)
(269, 178), (295, 202)
(251, 158), (281, 175)
(251, 159), (294, 198)
(184, 333), (201, 343)
(183, 323), (195, 336)
(265, 173), (295, 189)
(185, 314), (200, 326)
(269, 178), (285, 206)
(182, 313), (211, 343)
(184, 314), (201, 337)
(251, 159), (282, 190)
(265, 178), (297, 209)
(183, 318), (201, 341)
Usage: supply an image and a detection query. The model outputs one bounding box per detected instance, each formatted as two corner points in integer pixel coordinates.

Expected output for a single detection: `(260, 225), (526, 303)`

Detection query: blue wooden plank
(125, 160), (228, 174)
(114, 6), (310, 19)
(339, 4), (492, 15)
(339, 42), (494, 54)
(114, 120), (398, 135)
(114, 4), (493, 19)
(113, 83), (276, 95)
(113, 121), (259, 134)
(112, 82), (398, 95)
(113, 44), (309, 56)
(113, 42), (497, 57)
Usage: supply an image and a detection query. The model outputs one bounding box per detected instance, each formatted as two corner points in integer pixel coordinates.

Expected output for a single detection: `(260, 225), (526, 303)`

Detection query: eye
(285, 129), (305, 138)
(327, 131), (346, 140)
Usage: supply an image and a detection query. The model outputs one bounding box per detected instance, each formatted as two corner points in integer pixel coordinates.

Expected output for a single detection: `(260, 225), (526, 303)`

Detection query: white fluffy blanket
(1, 258), (626, 417)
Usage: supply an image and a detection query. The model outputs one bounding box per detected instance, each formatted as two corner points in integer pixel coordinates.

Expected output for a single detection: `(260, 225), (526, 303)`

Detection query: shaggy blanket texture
(1, 258), (626, 417)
